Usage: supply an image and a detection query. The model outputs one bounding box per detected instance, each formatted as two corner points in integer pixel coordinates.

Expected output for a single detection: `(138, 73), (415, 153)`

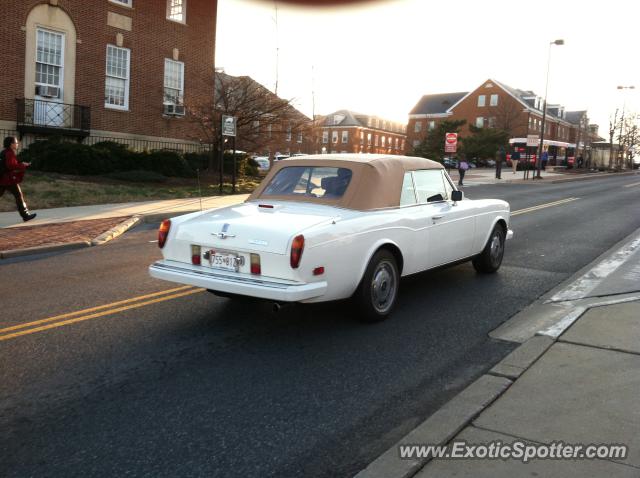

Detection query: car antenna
(196, 168), (203, 211)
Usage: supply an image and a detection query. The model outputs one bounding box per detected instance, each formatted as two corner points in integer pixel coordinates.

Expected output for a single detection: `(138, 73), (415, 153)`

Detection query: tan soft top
(247, 154), (443, 210)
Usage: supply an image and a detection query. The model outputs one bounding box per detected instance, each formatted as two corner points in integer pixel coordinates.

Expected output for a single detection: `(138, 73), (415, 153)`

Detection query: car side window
(400, 172), (417, 206)
(413, 170), (447, 203)
(440, 171), (454, 200)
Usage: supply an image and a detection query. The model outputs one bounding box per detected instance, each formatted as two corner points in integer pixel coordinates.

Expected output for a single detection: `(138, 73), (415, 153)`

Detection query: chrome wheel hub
(371, 261), (396, 313)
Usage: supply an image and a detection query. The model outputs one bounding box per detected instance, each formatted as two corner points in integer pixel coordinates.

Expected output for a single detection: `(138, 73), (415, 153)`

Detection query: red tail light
(191, 245), (201, 265)
(250, 253), (261, 275)
(158, 219), (171, 248)
(290, 234), (305, 269)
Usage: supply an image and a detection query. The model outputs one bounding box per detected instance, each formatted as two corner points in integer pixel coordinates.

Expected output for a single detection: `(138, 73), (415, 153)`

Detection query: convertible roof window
(263, 166), (353, 199)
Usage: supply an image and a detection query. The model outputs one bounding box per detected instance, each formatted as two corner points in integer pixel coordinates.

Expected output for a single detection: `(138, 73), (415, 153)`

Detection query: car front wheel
(354, 249), (399, 322)
(472, 225), (506, 273)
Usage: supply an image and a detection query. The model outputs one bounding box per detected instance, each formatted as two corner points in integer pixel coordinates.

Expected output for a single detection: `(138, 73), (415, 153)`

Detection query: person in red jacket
(1, 136), (36, 221)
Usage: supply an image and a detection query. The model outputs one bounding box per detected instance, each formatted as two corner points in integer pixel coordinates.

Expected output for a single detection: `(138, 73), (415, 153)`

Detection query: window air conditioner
(36, 85), (60, 98)
(164, 104), (186, 116)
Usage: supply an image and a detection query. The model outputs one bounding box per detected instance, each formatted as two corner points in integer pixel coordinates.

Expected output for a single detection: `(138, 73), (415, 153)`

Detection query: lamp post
(616, 85), (635, 170)
(535, 39), (564, 179)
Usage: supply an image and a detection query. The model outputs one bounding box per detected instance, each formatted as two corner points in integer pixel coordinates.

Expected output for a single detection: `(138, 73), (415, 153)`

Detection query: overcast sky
(215, 0), (639, 135)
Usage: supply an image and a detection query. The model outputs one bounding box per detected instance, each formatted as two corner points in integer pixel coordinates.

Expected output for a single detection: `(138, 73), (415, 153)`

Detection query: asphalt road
(1, 173), (640, 477)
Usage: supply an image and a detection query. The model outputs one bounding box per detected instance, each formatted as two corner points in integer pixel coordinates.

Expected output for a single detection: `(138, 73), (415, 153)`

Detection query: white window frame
(167, 0), (187, 23)
(297, 132), (303, 143)
(331, 130), (338, 144)
(477, 95), (486, 107)
(341, 130), (348, 143)
(163, 58), (184, 106)
(414, 121), (422, 133)
(286, 123), (292, 142)
(105, 44), (130, 111)
(35, 28), (64, 101)
(475, 117), (484, 128)
(428, 120), (435, 131)
(110, 0), (132, 7)
(490, 94), (499, 106)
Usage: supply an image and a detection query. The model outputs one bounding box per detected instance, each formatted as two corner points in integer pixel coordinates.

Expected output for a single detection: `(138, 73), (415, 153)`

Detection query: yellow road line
(511, 197), (579, 216)
(0, 285), (195, 335)
(0, 288), (205, 341)
(623, 181), (640, 188)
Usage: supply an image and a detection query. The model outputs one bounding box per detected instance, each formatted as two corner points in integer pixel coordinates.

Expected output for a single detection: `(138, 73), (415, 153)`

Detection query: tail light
(250, 253), (261, 275)
(158, 219), (171, 248)
(290, 234), (305, 269)
(191, 245), (201, 265)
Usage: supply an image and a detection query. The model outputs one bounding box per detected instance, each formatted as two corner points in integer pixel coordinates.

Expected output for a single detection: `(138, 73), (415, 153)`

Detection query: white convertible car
(149, 154), (513, 321)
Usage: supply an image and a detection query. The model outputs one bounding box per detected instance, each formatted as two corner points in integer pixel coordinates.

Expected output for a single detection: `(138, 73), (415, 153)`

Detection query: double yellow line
(0, 286), (204, 342)
(511, 197), (579, 216)
(1, 196), (581, 342)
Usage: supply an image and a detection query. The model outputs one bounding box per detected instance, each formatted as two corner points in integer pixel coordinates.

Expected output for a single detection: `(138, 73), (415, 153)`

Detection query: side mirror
(451, 190), (463, 202)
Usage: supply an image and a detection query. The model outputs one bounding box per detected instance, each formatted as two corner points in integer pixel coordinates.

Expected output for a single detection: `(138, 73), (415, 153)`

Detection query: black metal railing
(16, 98), (90, 137)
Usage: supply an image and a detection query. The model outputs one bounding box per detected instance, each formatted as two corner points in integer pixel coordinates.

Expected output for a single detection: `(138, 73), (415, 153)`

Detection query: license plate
(206, 250), (243, 272)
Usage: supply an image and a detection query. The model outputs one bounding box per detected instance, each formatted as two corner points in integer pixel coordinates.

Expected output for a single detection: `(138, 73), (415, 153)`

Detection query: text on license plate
(208, 251), (243, 271)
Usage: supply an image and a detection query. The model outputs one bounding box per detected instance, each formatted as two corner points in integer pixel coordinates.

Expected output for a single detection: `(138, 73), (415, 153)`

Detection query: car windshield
(262, 166), (353, 199)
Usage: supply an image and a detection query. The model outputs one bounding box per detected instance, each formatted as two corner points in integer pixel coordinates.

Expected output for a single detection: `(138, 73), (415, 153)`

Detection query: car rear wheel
(354, 249), (399, 322)
(472, 224), (505, 273)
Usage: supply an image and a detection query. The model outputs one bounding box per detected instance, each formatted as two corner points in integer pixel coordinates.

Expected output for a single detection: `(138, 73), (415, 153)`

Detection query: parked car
(149, 154), (513, 321)
(252, 156), (271, 172)
(443, 157), (458, 169)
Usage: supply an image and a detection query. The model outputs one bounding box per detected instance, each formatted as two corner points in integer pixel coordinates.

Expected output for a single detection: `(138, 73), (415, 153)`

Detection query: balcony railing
(16, 98), (90, 137)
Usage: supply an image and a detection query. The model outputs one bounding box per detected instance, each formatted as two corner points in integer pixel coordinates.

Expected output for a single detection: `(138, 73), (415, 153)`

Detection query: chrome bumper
(149, 260), (327, 302)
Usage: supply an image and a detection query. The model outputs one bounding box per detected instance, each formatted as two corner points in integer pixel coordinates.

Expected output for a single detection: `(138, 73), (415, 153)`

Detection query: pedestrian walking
(511, 149), (521, 174)
(495, 145), (505, 179)
(0, 136), (36, 222)
(541, 150), (549, 171)
(458, 156), (469, 186)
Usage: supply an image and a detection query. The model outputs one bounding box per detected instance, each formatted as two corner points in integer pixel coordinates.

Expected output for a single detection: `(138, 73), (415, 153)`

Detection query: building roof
(248, 154), (443, 210)
(565, 110), (587, 125)
(410, 92), (468, 115)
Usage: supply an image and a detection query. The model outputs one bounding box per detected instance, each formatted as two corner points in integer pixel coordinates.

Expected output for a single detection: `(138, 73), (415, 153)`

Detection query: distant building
(0, 0), (217, 151)
(407, 79), (601, 166)
(314, 110), (407, 155)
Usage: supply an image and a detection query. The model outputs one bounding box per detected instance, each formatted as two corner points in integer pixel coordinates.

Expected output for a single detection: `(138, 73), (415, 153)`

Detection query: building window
(414, 121), (422, 133)
(477, 95), (486, 107)
(167, 0), (186, 23)
(35, 29), (64, 100)
(105, 45), (130, 110)
(395, 137), (399, 149)
(475, 117), (484, 128)
(412, 139), (420, 148)
(286, 123), (292, 142)
(381, 136), (386, 147)
(382, 120), (386, 131)
(164, 59), (184, 106)
(267, 124), (272, 138)
(297, 132), (303, 143)
(341, 130), (348, 143)
(490, 94), (499, 106)
(322, 131), (328, 143)
(110, 0), (132, 6)
(401, 139), (405, 150)
(332, 131), (338, 143)
(367, 133), (372, 145)
(428, 120), (435, 131)
(374, 135), (379, 146)
(488, 117), (496, 128)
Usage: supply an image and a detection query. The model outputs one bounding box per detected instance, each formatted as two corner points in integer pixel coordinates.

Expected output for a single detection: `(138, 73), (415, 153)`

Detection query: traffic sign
(526, 135), (540, 147)
(222, 115), (237, 137)
(445, 132), (457, 153)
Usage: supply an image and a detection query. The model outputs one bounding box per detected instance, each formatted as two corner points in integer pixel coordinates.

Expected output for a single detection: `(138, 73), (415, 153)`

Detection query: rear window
(262, 166), (353, 199)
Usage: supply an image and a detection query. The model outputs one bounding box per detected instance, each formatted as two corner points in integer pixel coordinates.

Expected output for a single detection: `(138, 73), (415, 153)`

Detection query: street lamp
(535, 39), (564, 179)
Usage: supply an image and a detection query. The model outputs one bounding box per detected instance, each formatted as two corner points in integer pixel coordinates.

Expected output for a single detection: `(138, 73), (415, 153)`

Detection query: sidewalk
(0, 194), (249, 258)
(357, 229), (640, 478)
(446, 166), (617, 186)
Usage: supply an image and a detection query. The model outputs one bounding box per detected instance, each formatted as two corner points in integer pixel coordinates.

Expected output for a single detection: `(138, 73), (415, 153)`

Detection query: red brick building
(0, 0), (217, 149)
(407, 79), (601, 165)
(314, 110), (407, 155)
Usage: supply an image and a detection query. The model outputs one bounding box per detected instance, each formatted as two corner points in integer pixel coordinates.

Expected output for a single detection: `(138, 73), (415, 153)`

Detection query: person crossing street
(0, 136), (36, 222)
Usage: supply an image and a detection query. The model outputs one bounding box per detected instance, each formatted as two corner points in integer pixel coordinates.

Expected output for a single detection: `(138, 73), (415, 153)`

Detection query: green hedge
(21, 138), (194, 178)
(21, 138), (260, 179)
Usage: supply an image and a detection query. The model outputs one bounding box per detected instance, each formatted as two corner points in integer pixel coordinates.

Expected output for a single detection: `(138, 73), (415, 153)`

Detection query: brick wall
(0, 0), (216, 142)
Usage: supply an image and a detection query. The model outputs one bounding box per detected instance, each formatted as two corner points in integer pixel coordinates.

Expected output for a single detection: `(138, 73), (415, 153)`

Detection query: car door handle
(432, 215), (444, 220)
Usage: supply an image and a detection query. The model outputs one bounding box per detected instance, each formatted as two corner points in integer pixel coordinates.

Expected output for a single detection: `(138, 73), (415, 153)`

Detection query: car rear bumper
(149, 260), (327, 302)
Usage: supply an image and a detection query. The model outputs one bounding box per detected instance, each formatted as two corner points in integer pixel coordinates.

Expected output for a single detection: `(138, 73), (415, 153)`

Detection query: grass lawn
(0, 171), (261, 212)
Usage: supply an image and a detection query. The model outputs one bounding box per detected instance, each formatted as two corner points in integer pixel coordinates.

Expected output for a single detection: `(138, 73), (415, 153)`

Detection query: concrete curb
(354, 375), (512, 478)
(141, 210), (200, 224)
(0, 240), (91, 259)
(91, 215), (142, 246)
(549, 171), (637, 184)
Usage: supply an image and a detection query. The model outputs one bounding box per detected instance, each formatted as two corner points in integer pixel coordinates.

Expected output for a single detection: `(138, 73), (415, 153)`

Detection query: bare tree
(493, 100), (528, 137)
(608, 109), (619, 170)
(188, 71), (312, 169)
